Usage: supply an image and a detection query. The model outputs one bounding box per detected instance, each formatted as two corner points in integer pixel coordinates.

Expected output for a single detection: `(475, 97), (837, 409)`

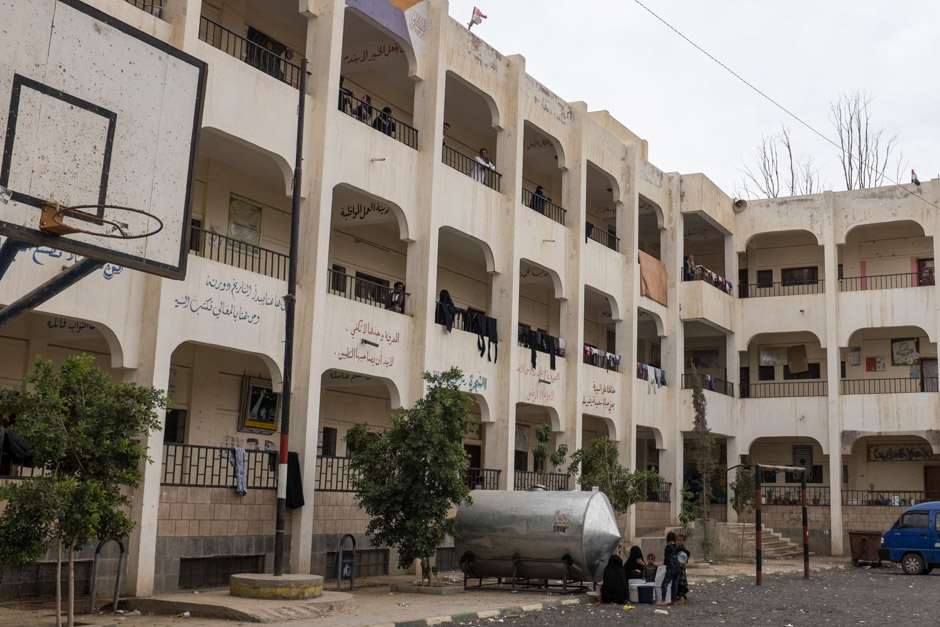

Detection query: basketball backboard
(0, 0), (205, 279)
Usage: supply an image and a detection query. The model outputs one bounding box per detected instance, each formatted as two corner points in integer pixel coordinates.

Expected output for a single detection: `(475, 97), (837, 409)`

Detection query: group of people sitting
(601, 532), (690, 606)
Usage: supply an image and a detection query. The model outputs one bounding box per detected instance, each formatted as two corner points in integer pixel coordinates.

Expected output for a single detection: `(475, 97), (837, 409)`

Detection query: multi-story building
(1, 0), (938, 597)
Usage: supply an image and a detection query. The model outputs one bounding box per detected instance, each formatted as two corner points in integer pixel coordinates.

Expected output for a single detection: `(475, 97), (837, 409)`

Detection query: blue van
(879, 502), (940, 575)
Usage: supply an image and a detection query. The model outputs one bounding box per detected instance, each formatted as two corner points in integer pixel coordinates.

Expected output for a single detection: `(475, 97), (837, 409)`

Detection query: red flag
(468, 7), (487, 29)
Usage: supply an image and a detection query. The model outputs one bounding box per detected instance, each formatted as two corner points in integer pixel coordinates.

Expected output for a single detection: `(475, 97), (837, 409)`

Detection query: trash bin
(848, 531), (882, 566)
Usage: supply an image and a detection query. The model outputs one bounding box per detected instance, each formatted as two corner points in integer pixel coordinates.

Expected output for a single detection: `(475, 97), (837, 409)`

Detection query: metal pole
(754, 464), (762, 586)
(0, 258), (102, 327)
(802, 471), (809, 579)
(0, 238), (28, 281)
(273, 57), (307, 577)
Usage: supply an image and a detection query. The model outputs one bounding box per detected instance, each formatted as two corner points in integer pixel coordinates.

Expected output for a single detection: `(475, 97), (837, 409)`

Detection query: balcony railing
(841, 377), (939, 395)
(585, 221), (619, 252)
(762, 485), (830, 506)
(741, 280), (824, 298)
(124, 0), (163, 17)
(338, 91), (418, 149)
(842, 490), (939, 506)
(465, 467), (500, 490)
(316, 455), (358, 492)
(521, 188), (566, 225)
(161, 443), (277, 489)
(636, 362), (666, 386)
(584, 346), (621, 372)
(840, 270), (934, 292)
(681, 373), (734, 397)
(642, 480), (672, 503)
(518, 325), (564, 359)
(435, 301), (498, 341)
(747, 380), (828, 398)
(327, 268), (409, 314)
(198, 16), (303, 88)
(0, 445), (41, 480)
(442, 145), (501, 191)
(683, 265), (733, 295)
(514, 470), (570, 491)
(190, 226), (288, 280)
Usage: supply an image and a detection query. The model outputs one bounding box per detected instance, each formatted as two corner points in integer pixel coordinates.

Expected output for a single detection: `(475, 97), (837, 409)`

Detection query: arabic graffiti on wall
(517, 363), (558, 403)
(336, 347), (395, 368)
(347, 319), (401, 345)
(868, 443), (940, 462)
(582, 380), (617, 413)
(0, 240), (125, 279)
(46, 316), (96, 334)
(338, 202), (391, 222)
(172, 276), (285, 326)
(431, 370), (487, 394)
(341, 42), (404, 67)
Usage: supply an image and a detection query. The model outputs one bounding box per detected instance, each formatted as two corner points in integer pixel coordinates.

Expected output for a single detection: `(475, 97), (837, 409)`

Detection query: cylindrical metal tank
(454, 490), (621, 582)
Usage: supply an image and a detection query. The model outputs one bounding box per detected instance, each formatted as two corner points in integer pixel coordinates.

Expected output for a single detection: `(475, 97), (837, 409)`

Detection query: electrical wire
(632, 0), (940, 210)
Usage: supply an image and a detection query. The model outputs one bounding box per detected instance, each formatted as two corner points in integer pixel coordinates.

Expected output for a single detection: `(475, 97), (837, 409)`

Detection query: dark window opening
(784, 363), (821, 380)
(179, 555), (263, 589)
(163, 409), (186, 444)
(331, 264), (347, 294)
(781, 266), (818, 286)
(321, 427), (337, 457)
(758, 365), (775, 381)
(514, 450), (528, 472)
(756, 270), (773, 287)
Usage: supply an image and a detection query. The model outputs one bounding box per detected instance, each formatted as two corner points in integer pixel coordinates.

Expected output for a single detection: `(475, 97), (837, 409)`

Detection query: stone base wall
(0, 541), (124, 599)
(635, 501), (672, 535)
(153, 534), (283, 594)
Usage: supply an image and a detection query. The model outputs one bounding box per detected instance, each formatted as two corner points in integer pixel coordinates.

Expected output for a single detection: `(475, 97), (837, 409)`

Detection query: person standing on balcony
(473, 148), (496, 184)
(373, 106), (396, 137)
(387, 281), (406, 313)
(339, 76), (353, 114)
(683, 254), (695, 281)
(443, 121), (451, 146)
(357, 94), (373, 123)
(529, 185), (549, 214)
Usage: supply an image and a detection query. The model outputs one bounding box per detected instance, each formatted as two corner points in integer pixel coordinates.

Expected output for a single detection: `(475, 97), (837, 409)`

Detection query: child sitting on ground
(643, 553), (658, 581)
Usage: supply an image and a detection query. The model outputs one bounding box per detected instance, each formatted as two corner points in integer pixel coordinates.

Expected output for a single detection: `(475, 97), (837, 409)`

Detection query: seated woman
(626, 545), (646, 580)
(600, 554), (628, 604)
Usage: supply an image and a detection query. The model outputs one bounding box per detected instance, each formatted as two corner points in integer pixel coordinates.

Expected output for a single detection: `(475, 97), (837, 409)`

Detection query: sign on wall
(238, 376), (280, 434)
(868, 443), (940, 462)
(891, 338), (920, 366)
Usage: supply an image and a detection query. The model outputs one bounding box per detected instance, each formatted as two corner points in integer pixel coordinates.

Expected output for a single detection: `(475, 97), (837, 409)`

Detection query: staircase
(724, 523), (808, 559)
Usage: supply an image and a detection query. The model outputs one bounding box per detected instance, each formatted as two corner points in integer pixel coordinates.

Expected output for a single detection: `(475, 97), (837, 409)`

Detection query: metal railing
(840, 270), (933, 292)
(124, 0), (163, 17)
(316, 455), (358, 492)
(198, 16), (303, 88)
(521, 188), (566, 225)
(442, 145), (502, 191)
(585, 221), (619, 252)
(642, 480), (672, 503)
(842, 490), (939, 506)
(338, 91), (418, 149)
(636, 362), (665, 385)
(190, 226), (288, 280)
(327, 268), (409, 314)
(584, 347), (621, 372)
(514, 470), (570, 492)
(465, 467), (500, 490)
(841, 377), (939, 395)
(741, 280), (824, 298)
(0, 447), (41, 479)
(683, 265), (734, 295)
(682, 373), (734, 397)
(762, 485), (830, 506)
(161, 443), (277, 489)
(747, 380), (828, 398)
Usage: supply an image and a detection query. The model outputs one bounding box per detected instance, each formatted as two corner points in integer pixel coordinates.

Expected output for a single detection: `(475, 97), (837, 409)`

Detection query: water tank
(455, 490), (621, 582)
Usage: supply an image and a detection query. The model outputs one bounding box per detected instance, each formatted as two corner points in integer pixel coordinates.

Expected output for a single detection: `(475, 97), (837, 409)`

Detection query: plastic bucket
(636, 583), (655, 604)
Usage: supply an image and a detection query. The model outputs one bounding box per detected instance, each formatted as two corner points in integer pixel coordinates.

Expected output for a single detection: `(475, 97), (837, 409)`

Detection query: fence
(741, 280), (824, 298)
(585, 221), (619, 252)
(198, 16), (303, 88)
(124, 0), (163, 17)
(748, 381), (828, 398)
(442, 145), (501, 191)
(840, 271), (933, 292)
(0, 447), (41, 479)
(514, 471), (570, 492)
(842, 490), (938, 506)
(584, 346), (621, 372)
(683, 265), (733, 295)
(327, 268), (409, 313)
(465, 467), (500, 490)
(841, 377), (938, 395)
(161, 443), (277, 489)
(190, 226), (288, 280)
(681, 373), (734, 397)
(643, 480), (672, 503)
(337, 91), (418, 149)
(762, 485), (830, 506)
(316, 455), (357, 492)
(521, 188), (566, 225)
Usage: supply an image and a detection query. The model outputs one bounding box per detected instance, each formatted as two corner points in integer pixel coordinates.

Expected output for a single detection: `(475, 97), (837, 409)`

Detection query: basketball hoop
(39, 202), (163, 239)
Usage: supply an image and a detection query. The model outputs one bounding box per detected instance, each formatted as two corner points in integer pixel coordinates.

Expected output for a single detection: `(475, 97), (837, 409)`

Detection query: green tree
(532, 423), (567, 484)
(346, 368), (472, 586)
(567, 437), (662, 543)
(0, 355), (165, 627)
(690, 366), (716, 558)
(730, 467), (756, 556)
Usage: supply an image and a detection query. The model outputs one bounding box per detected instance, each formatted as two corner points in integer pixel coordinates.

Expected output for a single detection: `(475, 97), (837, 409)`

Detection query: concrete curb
(369, 594), (594, 627)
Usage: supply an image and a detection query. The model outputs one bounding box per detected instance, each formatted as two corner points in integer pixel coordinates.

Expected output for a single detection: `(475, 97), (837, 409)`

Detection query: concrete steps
(724, 523), (810, 559)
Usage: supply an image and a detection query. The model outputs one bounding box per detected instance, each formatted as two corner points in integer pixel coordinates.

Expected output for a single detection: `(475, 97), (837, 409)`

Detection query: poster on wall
(238, 376), (280, 434)
(891, 338), (920, 365)
(848, 346), (861, 366)
(228, 196), (263, 248)
(759, 346), (788, 366)
(466, 422), (483, 441)
(876, 356), (887, 372)
(515, 424), (530, 451)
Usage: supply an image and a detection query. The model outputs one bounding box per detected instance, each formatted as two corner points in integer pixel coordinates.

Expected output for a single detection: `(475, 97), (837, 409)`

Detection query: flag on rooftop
(468, 7), (487, 30)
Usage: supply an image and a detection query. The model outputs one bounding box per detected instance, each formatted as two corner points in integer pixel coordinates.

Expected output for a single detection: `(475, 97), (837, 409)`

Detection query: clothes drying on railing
(702, 374), (716, 392)
(229, 447), (248, 496)
(436, 290), (457, 331)
(637, 362), (667, 393)
(684, 265), (733, 295)
(519, 324), (558, 370)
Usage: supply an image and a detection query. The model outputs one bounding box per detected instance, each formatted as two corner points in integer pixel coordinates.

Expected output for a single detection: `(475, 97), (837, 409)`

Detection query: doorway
(921, 358), (938, 392)
(918, 259), (935, 287)
(924, 466), (940, 500)
(739, 366), (750, 399)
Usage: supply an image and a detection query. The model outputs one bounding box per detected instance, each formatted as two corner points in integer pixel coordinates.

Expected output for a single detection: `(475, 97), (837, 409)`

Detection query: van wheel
(901, 553), (925, 575)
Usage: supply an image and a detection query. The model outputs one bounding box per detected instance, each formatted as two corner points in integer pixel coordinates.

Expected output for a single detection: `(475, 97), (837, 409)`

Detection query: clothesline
(683, 264), (733, 295)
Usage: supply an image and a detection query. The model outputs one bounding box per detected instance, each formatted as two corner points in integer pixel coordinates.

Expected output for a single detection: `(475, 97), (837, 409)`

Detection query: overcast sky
(446, 0), (940, 198)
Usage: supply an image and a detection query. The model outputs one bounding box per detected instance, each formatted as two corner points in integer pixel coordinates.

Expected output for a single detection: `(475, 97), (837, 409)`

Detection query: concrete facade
(1, 0), (938, 596)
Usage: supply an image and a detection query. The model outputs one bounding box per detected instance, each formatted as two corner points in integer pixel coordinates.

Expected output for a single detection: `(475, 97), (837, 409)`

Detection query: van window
(899, 511), (929, 529)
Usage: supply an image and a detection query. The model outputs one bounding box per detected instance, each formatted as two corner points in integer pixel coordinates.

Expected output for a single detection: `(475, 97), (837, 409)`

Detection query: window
(163, 409), (186, 443)
(514, 450), (529, 472)
(899, 511), (929, 529)
(758, 365), (775, 381)
(756, 270), (773, 288)
(189, 218), (202, 252)
(781, 266), (818, 286)
(784, 363), (821, 380)
(785, 465), (822, 483)
(330, 264), (347, 295)
(354, 271), (389, 304)
(840, 361), (846, 378)
(761, 470), (777, 484)
(320, 427), (337, 457)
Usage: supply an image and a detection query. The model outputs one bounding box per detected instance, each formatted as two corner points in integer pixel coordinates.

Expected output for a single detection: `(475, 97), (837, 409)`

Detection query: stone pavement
(0, 558), (853, 627)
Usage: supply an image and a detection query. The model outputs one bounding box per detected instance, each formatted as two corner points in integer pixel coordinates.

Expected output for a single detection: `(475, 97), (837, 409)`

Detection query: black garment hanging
(545, 334), (556, 370)
(485, 316), (498, 363)
(436, 290), (456, 332)
(286, 451), (305, 509)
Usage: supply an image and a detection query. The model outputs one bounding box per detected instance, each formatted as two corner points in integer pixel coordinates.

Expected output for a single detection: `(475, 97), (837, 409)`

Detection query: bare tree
(830, 91), (902, 189)
(738, 126), (824, 199)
